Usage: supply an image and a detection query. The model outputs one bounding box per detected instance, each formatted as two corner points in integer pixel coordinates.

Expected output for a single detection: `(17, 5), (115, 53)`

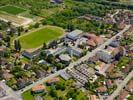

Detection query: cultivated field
(18, 26), (64, 49)
(0, 12), (32, 27)
(0, 5), (26, 15)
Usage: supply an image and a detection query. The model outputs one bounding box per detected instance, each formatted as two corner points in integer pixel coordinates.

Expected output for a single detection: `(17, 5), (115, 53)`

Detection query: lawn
(22, 90), (34, 100)
(18, 26), (64, 49)
(0, 5), (26, 15)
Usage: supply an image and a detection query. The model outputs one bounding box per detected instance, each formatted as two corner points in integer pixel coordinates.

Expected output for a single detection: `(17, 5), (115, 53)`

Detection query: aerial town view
(0, 0), (132, 100)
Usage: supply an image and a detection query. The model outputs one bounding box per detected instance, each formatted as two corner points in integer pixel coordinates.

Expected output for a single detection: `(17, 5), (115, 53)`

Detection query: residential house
(17, 78), (26, 89)
(35, 70), (48, 78)
(47, 77), (60, 85)
(5, 63), (13, 70)
(2, 70), (13, 81)
(88, 95), (97, 100)
(106, 80), (113, 88)
(32, 84), (45, 93)
(126, 80), (133, 93)
(95, 61), (106, 71)
(13, 53), (20, 59)
(118, 90), (129, 100)
(128, 50), (133, 59)
(117, 20), (126, 30)
(38, 60), (48, 65)
(106, 64), (115, 74)
(0, 58), (7, 66)
(106, 46), (120, 56)
(109, 71), (123, 79)
(87, 34), (104, 47)
(23, 63), (30, 70)
(96, 86), (107, 93)
(109, 41), (120, 47)
(87, 40), (96, 47)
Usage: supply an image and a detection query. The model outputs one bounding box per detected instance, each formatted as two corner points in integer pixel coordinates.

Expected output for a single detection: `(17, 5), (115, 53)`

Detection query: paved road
(18, 25), (131, 94)
(110, 10), (119, 23)
(0, 81), (22, 100)
(107, 70), (133, 100)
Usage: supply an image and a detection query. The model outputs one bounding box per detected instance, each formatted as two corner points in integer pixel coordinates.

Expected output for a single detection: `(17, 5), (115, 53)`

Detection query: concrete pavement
(107, 70), (133, 100)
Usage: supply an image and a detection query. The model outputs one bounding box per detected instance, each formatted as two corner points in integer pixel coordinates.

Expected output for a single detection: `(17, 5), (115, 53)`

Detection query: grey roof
(67, 30), (83, 39)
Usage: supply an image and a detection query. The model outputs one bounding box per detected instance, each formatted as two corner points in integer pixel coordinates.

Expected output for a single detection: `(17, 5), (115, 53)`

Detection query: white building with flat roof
(67, 29), (83, 40)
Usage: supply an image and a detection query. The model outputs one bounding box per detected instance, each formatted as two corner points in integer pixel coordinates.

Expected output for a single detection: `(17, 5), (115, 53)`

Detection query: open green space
(0, 5), (26, 15)
(22, 89), (34, 100)
(18, 26), (64, 49)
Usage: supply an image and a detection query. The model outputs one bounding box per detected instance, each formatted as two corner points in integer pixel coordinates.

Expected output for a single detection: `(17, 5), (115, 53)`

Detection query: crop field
(0, 12), (32, 26)
(18, 26), (64, 49)
(0, 5), (26, 15)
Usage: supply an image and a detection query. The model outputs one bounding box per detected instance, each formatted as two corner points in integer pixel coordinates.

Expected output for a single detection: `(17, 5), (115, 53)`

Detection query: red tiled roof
(87, 34), (104, 46)
(32, 84), (45, 92)
(96, 86), (107, 93)
(106, 64), (115, 73)
(47, 77), (60, 84)
(126, 80), (133, 92)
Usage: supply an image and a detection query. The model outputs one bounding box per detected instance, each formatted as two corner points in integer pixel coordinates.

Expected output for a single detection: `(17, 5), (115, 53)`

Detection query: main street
(107, 70), (133, 100)
(68, 25), (131, 69)
(17, 24), (131, 95)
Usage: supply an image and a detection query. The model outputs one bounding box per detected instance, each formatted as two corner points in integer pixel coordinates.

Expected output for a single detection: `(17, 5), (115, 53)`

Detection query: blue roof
(22, 51), (33, 59)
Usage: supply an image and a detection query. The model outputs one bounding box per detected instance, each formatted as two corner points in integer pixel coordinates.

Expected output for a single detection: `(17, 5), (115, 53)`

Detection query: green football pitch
(18, 26), (64, 49)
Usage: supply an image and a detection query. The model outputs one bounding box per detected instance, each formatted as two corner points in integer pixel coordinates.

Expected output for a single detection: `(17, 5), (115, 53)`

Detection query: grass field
(22, 90), (34, 100)
(0, 5), (26, 15)
(18, 26), (64, 49)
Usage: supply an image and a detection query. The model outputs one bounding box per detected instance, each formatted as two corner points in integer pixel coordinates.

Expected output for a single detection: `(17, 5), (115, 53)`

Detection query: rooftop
(32, 84), (45, 92)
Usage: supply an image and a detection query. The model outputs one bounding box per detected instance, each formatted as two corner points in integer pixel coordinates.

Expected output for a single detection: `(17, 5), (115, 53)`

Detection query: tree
(14, 40), (21, 52)
(18, 32), (21, 36)
(17, 26), (24, 32)
(14, 40), (18, 51)
(7, 42), (10, 47)
(0, 40), (2, 46)
(5, 36), (11, 43)
(7, 21), (11, 26)
(34, 23), (40, 28)
(41, 19), (47, 25)
(49, 89), (57, 97)
(42, 42), (47, 49)
(66, 89), (77, 99)
(17, 40), (21, 52)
